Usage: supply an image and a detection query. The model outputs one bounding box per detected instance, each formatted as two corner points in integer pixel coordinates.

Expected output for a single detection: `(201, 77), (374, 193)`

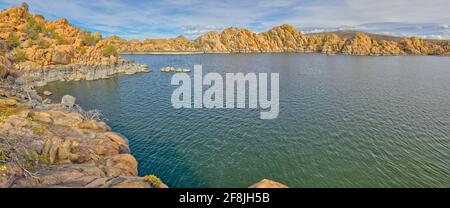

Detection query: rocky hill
(0, 4), (147, 82)
(110, 24), (450, 56)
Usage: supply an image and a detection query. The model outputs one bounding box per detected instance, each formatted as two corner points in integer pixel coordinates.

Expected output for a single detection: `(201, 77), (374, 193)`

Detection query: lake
(42, 53), (450, 187)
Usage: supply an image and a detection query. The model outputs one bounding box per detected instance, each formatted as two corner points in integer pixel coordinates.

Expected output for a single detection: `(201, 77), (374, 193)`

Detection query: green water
(43, 53), (450, 187)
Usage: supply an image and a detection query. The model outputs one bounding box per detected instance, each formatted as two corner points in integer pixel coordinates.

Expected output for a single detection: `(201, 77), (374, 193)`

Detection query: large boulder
(78, 120), (109, 131)
(103, 132), (130, 153)
(61, 95), (76, 108)
(26, 90), (42, 102)
(47, 110), (82, 126)
(105, 154), (138, 177)
(51, 46), (73, 65)
(43, 91), (52, 96)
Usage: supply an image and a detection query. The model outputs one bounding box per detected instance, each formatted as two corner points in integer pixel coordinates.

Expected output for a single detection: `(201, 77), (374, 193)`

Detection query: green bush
(0, 107), (14, 123)
(20, 2), (29, 11)
(25, 17), (45, 40)
(102, 44), (118, 57)
(143, 175), (164, 188)
(6, 32), (21, 49)
(51, 31), (67, 45)
(13, 48), (27, 62)
(82, 33), (101, 46)
(22, 149), (48, 171)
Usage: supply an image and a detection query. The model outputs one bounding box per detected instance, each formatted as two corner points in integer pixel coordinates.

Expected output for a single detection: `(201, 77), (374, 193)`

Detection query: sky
(0, 0), (449, 40)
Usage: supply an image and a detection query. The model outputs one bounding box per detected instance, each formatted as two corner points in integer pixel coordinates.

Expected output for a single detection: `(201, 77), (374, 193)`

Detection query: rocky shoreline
(15, 62), (149, 87)
(0, 63), (167, 188)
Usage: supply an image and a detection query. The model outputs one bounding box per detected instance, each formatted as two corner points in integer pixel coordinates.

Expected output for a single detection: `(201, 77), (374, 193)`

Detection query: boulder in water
(43, 91), (52, 96)
(61, 95), (76, 108)
(249, 179), (288, 188)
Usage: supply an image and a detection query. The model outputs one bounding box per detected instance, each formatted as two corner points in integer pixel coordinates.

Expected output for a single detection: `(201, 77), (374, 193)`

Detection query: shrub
(51, 31), (67, 45)
(0, 145), (8, 162)
(82, 33), (101, 46)
(22, 150), (47, 171)
(74, 105), (103, 121)
(80, 46), (87, 54)
(0, 106), (15, 123)
(25, 17), (45, 40)
(13, 48), (26, 62)
(102, 44), (118, 57)
(20, 2), (29, 11)
(143, 174), (164, 188)
(0, 134), (47, 176)
(6, 32), (21, 49)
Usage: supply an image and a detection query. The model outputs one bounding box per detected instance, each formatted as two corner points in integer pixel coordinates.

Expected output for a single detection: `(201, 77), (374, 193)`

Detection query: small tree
(82, 33), (101, 46)
(6, 32), (20, 49)
(51, 31), (67, 45)
(20, 2), (29, 11)
(102, 44), (118, 57)
(13, 48), (27, 62)
(25, 17), (45, 40)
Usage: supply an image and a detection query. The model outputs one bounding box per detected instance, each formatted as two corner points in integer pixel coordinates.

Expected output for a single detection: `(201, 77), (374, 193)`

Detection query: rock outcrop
(108, 25), (449, 56)
(0, 4), (148, 84)
(15, 61), (148, 87)
(0, 85), (166, 188)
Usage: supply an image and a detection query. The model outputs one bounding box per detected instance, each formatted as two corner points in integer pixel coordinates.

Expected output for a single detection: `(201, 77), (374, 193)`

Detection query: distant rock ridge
(108, 24), (450, 56)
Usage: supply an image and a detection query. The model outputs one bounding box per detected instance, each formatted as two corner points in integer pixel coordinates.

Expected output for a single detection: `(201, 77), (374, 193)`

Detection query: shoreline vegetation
(0, 3), (447, 188)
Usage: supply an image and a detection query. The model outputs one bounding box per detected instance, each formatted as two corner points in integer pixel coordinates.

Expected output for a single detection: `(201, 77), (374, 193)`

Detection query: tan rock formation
(249, 179), (288, 188)
(0, 4), (145, 76)
(106, 24), (449, 56)
(0, 98), (164, 188)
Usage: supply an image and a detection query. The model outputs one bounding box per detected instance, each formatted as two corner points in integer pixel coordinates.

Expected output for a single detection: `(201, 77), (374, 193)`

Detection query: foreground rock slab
(0, 97), (165, 188)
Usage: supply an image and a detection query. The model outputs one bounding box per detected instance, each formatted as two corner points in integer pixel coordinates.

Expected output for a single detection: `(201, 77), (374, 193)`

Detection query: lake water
(43, 53), (450, 187)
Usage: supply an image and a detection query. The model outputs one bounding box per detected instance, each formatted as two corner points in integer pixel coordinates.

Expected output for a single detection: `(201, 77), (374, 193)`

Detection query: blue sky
(1, 0), (449, 39)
